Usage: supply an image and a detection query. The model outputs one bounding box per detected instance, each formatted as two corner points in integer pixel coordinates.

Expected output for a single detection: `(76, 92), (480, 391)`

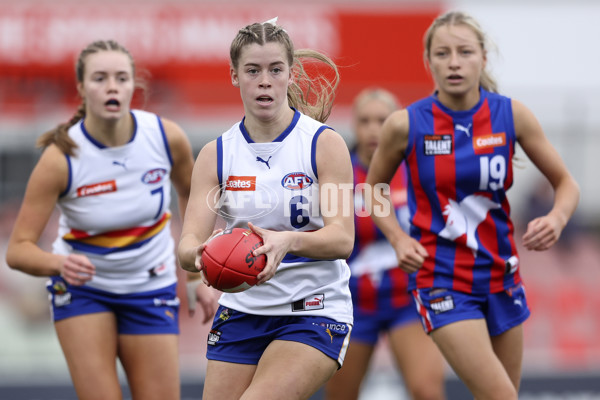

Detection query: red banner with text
(0, 2), (440, 114)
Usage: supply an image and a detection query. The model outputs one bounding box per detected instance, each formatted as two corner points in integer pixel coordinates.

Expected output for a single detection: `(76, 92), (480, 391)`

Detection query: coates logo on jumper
(473, 133), (506, 154)
(77, 180), (117, 197)
(206, 177), (279, 221)
(225, 176), (256, 191)
(281, 172), (313, 190)
(141, 168), (167, 184)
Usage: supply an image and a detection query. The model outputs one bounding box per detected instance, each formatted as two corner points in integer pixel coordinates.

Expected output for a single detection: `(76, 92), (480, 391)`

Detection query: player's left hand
(186, 278), (219, 323)
(522, 214), (563, 251)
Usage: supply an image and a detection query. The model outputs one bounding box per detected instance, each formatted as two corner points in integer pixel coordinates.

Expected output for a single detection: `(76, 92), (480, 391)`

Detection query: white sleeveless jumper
(52, 110), (177, 294)
(215, 110), (353, 324)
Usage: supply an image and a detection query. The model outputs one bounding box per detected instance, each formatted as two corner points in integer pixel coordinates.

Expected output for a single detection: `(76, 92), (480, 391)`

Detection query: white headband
(262, 17), (278, 26)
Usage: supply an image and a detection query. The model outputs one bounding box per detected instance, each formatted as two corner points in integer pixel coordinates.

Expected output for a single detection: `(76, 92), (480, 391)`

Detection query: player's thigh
(118, 333), (180, 400)
(389, 322), (446, 399)
(55, 312), (121, 400)
(202, 360), (257, 400)
(246, 340), (338, 400)
(431, 319), (517, 400)
(491, 324), (524, 390)
(325, 341), (375, 400)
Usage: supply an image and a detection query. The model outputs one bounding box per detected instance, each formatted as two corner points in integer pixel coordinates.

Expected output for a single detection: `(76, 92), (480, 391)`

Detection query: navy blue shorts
(412, 283), (530, 336)
(352, 303), (419, 345)
(206, 305), (352, 367)
(350, 273), (419, 345)
(46, 278), (180, 335)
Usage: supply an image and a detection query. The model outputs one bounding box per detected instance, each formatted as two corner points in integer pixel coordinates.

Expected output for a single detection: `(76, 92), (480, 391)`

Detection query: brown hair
(36, 40), (138, 155)
(230, 22), (339, 123)
(423, 11), (498, 93)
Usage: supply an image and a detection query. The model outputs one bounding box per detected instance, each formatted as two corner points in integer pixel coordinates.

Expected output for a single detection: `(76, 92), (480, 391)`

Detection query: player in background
(325, 88), (446, 400)
(4, 40), (213, 400)
(365, 11), (580, 400)
(178, 19), (354, 400)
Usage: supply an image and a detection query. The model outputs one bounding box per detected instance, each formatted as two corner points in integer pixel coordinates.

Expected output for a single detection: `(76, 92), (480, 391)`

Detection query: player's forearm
(287, 223), (354, 260)
(549, 177), (580, 229)
(177, 195), (189, 221)
(368, 189), (408, 245)
(6, 241), (62, 277)
(178, 233), (201, 272)
(373, 211), (410, 246)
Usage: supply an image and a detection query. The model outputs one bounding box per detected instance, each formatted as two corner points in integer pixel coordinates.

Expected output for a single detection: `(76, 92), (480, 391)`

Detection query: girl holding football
(178, 19), (355, 400)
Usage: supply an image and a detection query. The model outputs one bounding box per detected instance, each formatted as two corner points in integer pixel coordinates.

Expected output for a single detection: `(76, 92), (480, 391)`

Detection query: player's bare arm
(366, 109), (428, 272)
(6, 144), (95, 282)
(162, 117), (194, 220)
(178, 140), (220, 272)
(513, 99), (580, 250)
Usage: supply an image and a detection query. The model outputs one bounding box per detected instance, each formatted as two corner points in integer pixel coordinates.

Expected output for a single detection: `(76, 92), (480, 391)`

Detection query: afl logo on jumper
(281, 172), (313, 190)
(424, 135), (452, 155)
(77, 180), (117, 197)
(141, 168), (167, 184)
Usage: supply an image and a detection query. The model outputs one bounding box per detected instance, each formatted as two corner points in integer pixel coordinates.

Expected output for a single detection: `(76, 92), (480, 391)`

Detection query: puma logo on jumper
(455, 123), (472, 137)
(256, 156), (272, 169)
(112, 159), (128, 170)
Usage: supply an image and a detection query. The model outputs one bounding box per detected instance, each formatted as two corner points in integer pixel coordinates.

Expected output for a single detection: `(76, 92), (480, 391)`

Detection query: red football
(201, 228), (266, 293)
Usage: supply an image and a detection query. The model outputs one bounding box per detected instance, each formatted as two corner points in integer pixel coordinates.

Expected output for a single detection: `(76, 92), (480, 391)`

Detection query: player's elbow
(336, 230), (355, 259)
(5, 240), (16, 264)
(338, 244), (353, 260)
(5, 244), (22, 272)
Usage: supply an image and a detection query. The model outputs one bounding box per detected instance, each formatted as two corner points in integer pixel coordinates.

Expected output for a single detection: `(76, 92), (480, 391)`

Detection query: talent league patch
(424, 135), (453, 155)
(207, 329), (222, 346)
(430, 295), (455, 314)
(54, 292), (72, 307)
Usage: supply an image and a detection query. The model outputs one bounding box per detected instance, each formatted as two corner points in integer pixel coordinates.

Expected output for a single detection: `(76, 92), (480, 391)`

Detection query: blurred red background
(0, 2), (441, 116)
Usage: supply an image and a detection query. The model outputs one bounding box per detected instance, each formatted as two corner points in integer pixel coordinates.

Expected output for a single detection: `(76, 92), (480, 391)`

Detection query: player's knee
(471, 384), (517, 400)
(324, 385), (360, 400)
(407, 383), (446, 400)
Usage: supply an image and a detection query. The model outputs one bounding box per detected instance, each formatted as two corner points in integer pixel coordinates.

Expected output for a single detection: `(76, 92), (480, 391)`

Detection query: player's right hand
(393, 234), (428, 273)
(194, 229), (224, 277)
(60, 254), (95, 286)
